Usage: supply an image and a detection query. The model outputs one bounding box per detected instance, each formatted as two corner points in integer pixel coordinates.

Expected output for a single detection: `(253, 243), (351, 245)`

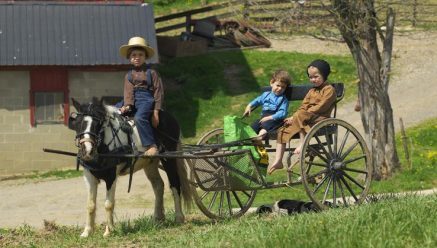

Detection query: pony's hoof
(103, 226), (112, 237)
(80, 230), (91, 238)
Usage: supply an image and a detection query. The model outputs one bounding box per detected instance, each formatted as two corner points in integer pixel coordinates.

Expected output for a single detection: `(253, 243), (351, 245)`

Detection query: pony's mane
(104, 105), (119, 117)
(81, 100), (107, 119)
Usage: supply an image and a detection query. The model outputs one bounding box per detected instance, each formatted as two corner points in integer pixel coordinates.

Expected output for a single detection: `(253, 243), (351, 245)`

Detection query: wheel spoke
(332, 176), (337, 208)
(308, 145), (330, 164)
(342, 167), (368, 175)
(339, 140), (359, 161)
(339, 176), (359, 202)
(305, 156), (315, 175)
(208, 191), (219, 210)
(324, 127), (335, 158)
(315, 136), (332, 160)
(232, 191), (244, 209)
(337, 129), (350, 157)
(199, 180), (220, 196)
(343, 154), (367, 165)
(226, 191), (232, 215)
(337, 178), (349, 207)
(342, 171), (365, 190)
(218, 191), (224, 216)
(333, 125), (338, 155)
(304, 160), (328, 168)
(322, 175), (333, 203)
(241, 190), (252, 198)
(313, 173), (329, 194)
(308, 168), (328, 181)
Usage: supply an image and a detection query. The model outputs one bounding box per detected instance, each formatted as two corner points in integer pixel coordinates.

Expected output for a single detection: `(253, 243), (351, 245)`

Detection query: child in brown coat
(268, 59), (337, 174)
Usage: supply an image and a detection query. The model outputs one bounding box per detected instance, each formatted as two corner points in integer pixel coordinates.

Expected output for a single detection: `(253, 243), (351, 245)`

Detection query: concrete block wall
(0, 70), (124, 176)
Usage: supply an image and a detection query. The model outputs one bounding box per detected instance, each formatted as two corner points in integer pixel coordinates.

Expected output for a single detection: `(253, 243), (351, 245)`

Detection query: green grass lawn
(1, 194), (435, 247)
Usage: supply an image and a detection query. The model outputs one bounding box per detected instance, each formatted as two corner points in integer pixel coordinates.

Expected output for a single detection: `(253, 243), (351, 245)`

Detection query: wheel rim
(188, 128), (257, 219)
(300, 119), (372, 210)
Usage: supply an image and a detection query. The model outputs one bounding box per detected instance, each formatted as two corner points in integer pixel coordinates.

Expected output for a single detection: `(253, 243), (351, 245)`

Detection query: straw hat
(119, 37), (155, 59)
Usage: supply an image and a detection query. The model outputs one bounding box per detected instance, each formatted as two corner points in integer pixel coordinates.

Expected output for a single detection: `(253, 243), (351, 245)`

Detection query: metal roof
(0, 2), (158, 66)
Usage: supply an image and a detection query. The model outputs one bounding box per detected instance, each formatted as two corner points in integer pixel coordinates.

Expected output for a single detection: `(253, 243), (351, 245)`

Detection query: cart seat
(260, 82), (344, 142)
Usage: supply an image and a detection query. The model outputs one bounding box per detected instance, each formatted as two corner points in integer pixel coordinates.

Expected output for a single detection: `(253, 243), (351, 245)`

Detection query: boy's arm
(270, 97), (289, 120)
(151, 70), (164, 110)
(244, 93), (265, 116)
(151, 70), (163, 128)
(123, 74), (134, 107)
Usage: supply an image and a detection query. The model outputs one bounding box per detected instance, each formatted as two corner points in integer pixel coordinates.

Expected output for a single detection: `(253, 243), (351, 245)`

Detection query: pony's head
(69, 97), (107, 162)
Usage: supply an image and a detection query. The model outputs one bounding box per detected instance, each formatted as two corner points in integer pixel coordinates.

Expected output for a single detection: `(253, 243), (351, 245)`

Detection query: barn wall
(0, 70), (124, 176)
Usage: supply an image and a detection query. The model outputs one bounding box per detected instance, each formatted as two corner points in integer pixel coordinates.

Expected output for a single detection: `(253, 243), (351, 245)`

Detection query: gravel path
(1, 31), (436, 229)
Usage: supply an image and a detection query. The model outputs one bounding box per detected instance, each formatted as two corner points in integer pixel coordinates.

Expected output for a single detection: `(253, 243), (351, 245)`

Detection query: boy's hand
(284, 117), (293, 125)
(120, 105), (132, 115)
(259, 116), (272, 123)
(152, 110), (159, 128)
(243, 105), (252, 117)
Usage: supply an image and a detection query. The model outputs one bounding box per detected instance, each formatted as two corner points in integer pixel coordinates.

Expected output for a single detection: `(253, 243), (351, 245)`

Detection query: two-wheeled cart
(184, 83), (372, 219)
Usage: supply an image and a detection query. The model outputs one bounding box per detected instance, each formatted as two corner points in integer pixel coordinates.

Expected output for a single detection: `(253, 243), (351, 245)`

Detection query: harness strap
(127, 65), (153, 91)
(79, 137), (96, 145)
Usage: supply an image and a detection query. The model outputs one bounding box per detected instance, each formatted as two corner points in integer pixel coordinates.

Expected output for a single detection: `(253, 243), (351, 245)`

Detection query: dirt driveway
(1, 31), (437, 229)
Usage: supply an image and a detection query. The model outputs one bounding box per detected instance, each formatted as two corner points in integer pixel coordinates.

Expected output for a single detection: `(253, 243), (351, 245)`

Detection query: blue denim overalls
(134, 87), (155, 147)
(116, 68), (155, 147)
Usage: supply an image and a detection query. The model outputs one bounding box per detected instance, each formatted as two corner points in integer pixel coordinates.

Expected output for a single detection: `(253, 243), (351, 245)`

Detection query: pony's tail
(176, 143), (194, 211)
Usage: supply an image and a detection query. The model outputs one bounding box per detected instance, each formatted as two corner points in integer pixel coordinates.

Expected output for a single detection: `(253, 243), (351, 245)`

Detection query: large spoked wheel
(300, 119), (372, 210)
(188, 128), (257, 219)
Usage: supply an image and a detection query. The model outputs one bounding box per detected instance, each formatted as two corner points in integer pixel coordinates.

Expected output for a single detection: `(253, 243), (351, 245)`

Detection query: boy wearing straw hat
(119, 36), (163, 156)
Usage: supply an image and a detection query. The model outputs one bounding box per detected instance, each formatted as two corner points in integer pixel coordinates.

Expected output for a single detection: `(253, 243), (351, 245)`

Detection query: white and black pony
(69, 98), (192, 237)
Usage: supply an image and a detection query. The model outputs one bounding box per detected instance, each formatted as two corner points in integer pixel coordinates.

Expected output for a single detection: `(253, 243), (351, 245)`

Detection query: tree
(239, 0), (401, 180)
(328, 0), (400, 180)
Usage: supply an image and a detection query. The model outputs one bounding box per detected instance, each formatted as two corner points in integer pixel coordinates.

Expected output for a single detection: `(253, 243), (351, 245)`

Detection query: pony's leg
(171, 187), (184, 223)
(81, 170), (99, 238)
(103, 179), (117, 237)
(143, 159), (165, 221)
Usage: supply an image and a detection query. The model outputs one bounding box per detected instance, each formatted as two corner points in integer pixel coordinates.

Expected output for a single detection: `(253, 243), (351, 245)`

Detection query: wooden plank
(156, 22), (187, 33)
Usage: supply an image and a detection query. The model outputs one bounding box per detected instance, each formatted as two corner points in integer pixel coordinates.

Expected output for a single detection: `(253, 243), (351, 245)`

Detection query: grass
(148, 0), (227, 16)
(1, 194), (435, 247)
(369, 117), (437, 193)
(0, 169), (82, 182)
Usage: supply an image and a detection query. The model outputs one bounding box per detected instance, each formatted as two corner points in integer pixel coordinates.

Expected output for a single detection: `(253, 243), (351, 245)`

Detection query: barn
(0, 0), (159, 175)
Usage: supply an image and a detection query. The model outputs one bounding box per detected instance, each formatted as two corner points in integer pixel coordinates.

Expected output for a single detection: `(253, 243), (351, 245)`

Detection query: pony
(68, 98), (192, 237)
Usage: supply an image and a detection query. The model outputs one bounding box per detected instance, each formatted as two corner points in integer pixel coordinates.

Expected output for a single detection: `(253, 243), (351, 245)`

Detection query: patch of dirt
(1, 31), (437, 229)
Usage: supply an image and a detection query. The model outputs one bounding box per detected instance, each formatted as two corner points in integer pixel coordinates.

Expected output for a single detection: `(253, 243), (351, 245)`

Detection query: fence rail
(154, 0), (437, 35)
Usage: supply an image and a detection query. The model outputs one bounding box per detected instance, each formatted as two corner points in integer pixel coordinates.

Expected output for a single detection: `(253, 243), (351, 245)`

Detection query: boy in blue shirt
(243, 70), (291, 140)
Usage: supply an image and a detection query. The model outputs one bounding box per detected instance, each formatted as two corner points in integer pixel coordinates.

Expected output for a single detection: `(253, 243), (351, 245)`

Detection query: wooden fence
(154, 0), (437, 35)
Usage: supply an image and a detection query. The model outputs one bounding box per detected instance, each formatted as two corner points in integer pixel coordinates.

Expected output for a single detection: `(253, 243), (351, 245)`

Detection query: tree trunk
(331, 0), (400, 180)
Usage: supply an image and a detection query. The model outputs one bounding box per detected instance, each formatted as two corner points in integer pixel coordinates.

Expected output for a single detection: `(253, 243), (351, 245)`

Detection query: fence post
(412, 0), (417, 27)
(243, 0), (250, 20)
(186, 14), (192, 33)
(399, 118), (412, 169)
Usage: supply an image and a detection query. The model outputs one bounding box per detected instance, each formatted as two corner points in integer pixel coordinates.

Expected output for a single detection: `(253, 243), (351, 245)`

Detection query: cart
(184, 83), (372, 219)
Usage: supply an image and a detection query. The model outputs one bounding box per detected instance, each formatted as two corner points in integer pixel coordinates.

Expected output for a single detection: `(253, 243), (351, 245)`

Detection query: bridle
(71, 111), (105, 149)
